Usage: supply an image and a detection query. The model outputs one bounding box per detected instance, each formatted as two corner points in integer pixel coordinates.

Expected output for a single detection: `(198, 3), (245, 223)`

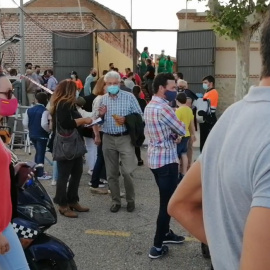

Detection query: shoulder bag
(52, 113), (87, 161)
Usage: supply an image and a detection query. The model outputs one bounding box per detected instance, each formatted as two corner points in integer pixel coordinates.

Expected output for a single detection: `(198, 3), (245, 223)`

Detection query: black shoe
(138, 160), (144, 166)
(163, 229), (185, 244)
(110, 204), (121, 213)
(127, 201), (135, 212)
(148, 245), (169, 259)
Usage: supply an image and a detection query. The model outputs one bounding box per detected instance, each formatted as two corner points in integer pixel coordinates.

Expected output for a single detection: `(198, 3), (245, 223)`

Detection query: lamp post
(185, 0), (188, 29)
(20, 0), (26, 105)
(131, 0), (133, 28)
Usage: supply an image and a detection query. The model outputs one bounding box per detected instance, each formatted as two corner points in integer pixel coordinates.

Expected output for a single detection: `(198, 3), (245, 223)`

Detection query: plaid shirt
(144, 96), (186, 169)
(101, 90), (142, 134)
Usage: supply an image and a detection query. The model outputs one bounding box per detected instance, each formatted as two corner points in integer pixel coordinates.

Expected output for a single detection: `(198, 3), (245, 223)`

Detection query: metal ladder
(10, 105), (31, 154)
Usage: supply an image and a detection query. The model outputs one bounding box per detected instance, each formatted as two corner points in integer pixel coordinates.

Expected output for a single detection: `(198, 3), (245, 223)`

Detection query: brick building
(177, 9), (261, 114)
(0, 0), (134, 81)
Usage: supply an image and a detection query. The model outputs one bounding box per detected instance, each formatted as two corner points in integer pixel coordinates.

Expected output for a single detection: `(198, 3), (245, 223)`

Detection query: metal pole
(131, 0), (133, 28)
(132, 30), (137, 74)
(185, 0), (188, 29)
(20, 0), (26, 105)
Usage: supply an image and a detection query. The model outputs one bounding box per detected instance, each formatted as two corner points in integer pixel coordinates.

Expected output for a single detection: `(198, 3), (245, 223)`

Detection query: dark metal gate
(177, 30), (216, 93)
(53, 33), (94, 83)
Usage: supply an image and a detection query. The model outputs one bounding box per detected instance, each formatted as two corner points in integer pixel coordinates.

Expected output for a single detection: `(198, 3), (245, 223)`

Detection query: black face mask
(92, 73), (97, 77)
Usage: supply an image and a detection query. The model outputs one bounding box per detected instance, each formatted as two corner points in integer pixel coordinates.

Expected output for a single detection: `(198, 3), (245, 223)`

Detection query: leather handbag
(52, 114), (87, 161)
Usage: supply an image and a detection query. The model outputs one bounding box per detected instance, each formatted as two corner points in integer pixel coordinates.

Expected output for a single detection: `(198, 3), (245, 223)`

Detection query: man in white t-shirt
(168, 14), (270, 270)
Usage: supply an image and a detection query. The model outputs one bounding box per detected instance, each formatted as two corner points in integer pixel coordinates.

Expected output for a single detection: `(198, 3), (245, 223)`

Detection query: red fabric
(134, 73), (141, 86)
(0, 139), (11, 233)
(139, 91), (145, 99)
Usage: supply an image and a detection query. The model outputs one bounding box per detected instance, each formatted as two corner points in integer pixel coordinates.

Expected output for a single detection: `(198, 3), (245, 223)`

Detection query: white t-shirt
(200, 86), (270, 270)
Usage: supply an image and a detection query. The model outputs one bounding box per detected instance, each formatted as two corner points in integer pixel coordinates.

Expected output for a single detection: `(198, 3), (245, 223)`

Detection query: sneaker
(100, 178), (108, 184)
(163, 229), (185, 244)
(148, 245), (169, 259)
(51, 179), (57, 186)
(38, 175), (52, 180)
(90, 187), (108, 195)
(88, 181), (105, 188)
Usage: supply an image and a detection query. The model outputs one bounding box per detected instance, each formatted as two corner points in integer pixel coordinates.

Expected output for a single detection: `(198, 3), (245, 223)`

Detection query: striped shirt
(144, 96), (186, 169)
(101, 90), (142, 134)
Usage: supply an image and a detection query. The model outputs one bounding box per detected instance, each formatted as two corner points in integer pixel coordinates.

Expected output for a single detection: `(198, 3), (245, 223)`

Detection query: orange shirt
(203, 89), (218, 111)
(75, 79), (83, 90)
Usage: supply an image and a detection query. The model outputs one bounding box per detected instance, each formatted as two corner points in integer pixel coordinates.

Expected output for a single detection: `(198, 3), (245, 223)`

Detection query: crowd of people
(2, 14), (270, 269)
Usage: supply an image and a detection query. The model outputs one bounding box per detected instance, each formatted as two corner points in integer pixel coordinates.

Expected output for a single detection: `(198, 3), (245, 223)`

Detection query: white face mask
(71, 74), (76, 79)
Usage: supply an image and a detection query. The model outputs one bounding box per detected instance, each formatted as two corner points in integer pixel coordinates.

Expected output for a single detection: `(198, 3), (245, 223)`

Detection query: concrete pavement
(14, 145), (211, 270)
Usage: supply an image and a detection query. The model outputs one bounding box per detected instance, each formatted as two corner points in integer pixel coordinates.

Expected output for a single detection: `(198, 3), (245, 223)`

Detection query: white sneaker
(38, 175), (52, 180)
(101, 179), (108, 184)
(51, 179), (57, 186)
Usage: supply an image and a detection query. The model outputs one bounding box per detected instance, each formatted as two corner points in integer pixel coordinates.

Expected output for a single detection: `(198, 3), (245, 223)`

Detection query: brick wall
(0, 0), (133, 73)
(215, 77), (260, 116)
(0, 12), (97, 72)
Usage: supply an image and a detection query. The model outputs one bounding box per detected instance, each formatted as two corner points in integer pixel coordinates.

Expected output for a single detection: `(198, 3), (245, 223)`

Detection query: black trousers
(199, 114), (217, 152)
(151, 163), (178, 248)
(54, 156), (83, 206)
(135, 146), (142, 162)
(91, 132), (107, 188)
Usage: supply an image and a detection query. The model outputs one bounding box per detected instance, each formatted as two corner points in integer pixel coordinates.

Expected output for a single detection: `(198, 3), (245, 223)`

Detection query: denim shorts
(177, 136), (190, 157)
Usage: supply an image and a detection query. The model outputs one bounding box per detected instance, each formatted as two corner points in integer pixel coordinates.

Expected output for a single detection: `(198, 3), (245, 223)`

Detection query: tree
(194, 0), (270, 101)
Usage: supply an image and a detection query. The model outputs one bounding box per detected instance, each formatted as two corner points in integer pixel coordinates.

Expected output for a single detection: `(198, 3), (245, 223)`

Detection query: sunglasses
(0, 90), (14, 99)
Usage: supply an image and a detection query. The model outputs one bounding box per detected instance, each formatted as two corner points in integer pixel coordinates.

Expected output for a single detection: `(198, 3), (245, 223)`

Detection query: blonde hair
(50, 79), (77, 115)
(92, 76), (106, 96)
(177, 79), (188, 89)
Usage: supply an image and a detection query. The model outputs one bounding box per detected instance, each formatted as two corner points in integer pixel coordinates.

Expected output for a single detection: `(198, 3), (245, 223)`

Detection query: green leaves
(203, 0), (270, 40)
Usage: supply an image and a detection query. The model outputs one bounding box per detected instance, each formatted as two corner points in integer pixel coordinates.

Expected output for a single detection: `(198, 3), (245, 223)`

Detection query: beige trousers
(103, 134), (136, 205)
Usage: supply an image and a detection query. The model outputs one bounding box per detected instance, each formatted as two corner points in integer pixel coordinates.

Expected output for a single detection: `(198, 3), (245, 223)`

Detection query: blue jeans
(31, 138), (48, 177)
(0, 223), (29, 270)
(151, 163), (178, 248)
(53, 161), (58, 181)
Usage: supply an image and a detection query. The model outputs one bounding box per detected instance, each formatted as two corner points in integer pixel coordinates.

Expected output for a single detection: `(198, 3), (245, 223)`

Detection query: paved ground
(14, 144), (212, 270)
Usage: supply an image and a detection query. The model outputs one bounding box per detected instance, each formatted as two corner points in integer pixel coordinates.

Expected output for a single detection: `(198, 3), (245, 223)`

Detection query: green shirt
(158, 56), (166, 67)
(165, 60), (173, 73)
(141, 51), (149, 67)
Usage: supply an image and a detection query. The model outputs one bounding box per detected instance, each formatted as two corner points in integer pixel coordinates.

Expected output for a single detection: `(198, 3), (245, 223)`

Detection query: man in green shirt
(157, 50), (166, 73)
(140, 47), (149, 79)
(165, 56), (174, 73)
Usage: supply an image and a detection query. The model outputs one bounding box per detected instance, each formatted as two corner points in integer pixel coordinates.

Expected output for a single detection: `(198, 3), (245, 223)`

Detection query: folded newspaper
(85, 117), (103, 127)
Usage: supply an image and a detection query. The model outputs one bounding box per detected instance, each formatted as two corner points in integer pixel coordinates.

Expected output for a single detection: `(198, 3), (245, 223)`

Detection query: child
(23, 92), (51, 180)
(175, 92), (196, 181)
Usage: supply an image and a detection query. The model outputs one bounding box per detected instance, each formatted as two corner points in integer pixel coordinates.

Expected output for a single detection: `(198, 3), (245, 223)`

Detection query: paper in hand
(85, 117), (103, 127)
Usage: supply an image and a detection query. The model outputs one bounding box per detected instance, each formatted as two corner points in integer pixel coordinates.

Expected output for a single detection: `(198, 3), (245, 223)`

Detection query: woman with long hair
(89, 76), (109, 194)
(50, 80), (92, 218)
(0, 74), (30, 269)
(132, 85), (147, 166)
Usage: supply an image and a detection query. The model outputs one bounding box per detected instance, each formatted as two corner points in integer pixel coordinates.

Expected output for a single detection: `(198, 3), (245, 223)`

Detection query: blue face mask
(165, 90), (177, 102)
(202, 83), (208, 90)
(107, 85), (119, 95)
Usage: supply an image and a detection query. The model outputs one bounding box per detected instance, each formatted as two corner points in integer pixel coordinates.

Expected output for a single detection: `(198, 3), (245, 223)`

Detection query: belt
(106, 131), (129, 137)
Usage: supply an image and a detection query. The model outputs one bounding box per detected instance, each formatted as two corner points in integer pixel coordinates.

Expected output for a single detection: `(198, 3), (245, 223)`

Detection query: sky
(0, 0), (208, 56)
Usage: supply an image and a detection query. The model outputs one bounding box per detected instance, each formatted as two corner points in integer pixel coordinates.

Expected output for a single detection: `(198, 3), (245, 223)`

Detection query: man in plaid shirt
(144, 73), (186, 259)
